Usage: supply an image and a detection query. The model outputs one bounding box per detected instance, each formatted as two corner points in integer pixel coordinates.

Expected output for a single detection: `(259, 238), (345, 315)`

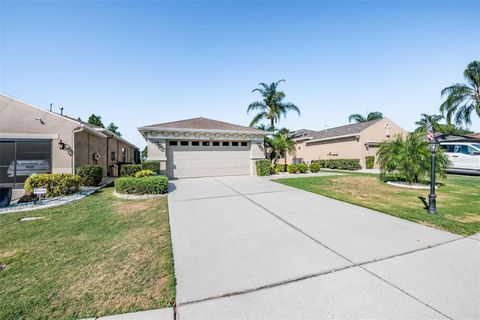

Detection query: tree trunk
(284, 152), (287, 172)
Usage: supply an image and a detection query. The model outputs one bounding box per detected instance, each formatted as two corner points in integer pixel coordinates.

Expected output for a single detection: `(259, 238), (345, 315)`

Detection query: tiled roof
(305, 118), (383, 141)
(141, 117), (266, 134)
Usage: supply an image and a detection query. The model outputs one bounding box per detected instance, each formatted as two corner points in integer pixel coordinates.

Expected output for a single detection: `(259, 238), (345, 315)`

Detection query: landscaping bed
(275, 174), (480, 236)
(0, 188), (175, 319)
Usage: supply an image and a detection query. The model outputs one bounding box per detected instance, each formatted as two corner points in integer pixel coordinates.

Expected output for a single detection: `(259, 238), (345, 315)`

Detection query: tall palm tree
(440, 60), (480, 126)
(414, 113), (444, 133)
(271, 132), (296, 169)
(247, 80), (300, 127)
(348, 111), (383, 123)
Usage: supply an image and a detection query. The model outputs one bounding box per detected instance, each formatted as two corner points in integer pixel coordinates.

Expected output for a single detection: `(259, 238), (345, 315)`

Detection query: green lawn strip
(0, 188), (175, 319)
(275, 174), (480, 236)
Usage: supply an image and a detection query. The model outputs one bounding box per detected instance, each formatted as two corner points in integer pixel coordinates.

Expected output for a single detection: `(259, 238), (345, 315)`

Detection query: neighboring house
(466, 133), (480, 140)
(435, 133), (480, 143)
(0, 93), (137, 189)
(138, 117), (269, 178)
(286, 118), (407, 169)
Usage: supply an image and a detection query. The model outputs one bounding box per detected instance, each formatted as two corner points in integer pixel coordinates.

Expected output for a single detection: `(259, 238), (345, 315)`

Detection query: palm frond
(348, 114), (366, 123)
(247, 101), (267, 114)
(249, 112), (267, 127)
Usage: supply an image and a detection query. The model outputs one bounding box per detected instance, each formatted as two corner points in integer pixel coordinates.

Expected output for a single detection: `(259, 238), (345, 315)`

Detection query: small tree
(271, 133), (296, 170)
(107, 122), (121, 136)
(88, 114), (104, 128)
(377, 133), (449, 184)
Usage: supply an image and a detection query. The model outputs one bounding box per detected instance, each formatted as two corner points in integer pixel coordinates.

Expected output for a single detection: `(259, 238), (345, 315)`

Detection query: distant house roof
(139, 117), (268, 135)
(467, 133), (480, 139)
(291, 118), (383, 143)
(435, 133), (480, 143)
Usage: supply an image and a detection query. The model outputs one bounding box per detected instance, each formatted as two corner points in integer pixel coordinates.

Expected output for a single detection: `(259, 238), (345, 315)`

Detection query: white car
(7, 160), (51, 177)
(440, 142), (480, 174)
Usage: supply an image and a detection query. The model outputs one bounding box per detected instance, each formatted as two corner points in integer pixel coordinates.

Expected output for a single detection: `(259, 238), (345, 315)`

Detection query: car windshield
(473, 144), (480, 150)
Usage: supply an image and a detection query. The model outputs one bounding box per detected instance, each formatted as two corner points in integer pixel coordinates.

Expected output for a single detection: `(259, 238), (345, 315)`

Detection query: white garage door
(166, 141), (251, 178)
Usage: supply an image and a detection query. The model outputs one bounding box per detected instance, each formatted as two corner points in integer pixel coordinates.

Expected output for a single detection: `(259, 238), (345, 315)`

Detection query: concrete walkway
(168, 176), (479, 320)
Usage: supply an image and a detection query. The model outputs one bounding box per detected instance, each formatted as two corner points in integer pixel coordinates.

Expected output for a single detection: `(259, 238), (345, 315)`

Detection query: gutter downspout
(72, 126), (84, 174)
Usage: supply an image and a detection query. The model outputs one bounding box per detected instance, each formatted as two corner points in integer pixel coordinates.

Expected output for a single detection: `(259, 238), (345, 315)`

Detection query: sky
(1, 0), (479, 148)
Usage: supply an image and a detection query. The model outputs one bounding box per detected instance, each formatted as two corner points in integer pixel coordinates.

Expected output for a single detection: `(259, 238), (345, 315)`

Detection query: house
(0, 93), (137, 189)
(435, 133), (480, 143)
(286, 118), (407, 169)
(138, 117), (269, 178)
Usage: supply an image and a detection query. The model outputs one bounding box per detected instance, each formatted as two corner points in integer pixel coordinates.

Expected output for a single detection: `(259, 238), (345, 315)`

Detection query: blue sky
(1, 0), (479, 148)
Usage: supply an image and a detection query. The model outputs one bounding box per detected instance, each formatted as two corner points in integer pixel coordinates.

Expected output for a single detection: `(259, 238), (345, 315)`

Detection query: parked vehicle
(440, 142), (480, 175)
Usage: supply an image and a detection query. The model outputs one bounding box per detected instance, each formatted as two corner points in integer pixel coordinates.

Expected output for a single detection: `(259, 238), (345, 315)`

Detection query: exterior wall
(358, 118), (408, 168)
(0, 94), (78, 174)
(250, 140), (265, 175)
(74, 132), (108, 175)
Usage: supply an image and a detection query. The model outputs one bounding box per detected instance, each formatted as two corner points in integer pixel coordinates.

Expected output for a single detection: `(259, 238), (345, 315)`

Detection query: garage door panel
(167, 146), (250, 178)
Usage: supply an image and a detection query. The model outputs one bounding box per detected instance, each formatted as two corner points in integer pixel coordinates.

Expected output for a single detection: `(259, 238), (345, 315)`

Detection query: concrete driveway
(168, 176), (480, 319)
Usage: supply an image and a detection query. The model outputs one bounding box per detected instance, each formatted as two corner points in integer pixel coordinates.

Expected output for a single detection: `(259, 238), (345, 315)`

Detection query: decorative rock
(20, 217), (44, 221)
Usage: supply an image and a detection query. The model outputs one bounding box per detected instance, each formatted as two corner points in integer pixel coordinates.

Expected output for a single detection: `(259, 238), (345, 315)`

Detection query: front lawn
(275, 174), (480, 236)
(0, 188), (175, 319)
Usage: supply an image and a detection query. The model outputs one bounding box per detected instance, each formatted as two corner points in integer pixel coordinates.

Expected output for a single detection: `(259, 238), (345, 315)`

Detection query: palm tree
(247, 80), (300, 127)
(414, 114), (444, 133)
(271, 132), (296, 169)
(348, 111), (383, 123)
(440, 60), (480, 126)
(377, 133), (449, 184)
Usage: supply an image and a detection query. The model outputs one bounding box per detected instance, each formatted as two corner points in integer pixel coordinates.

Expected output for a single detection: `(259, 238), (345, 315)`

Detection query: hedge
(135, 169), (155, 178)
(256, 160), (271, 176)
(309, 162), (320, 173)
(312, 159), (361, 171)
(120, 164), (142, 177)
(287, 164), (298, 174)
(142, 161), (161, 175)
(298, 163), (308, 173)
(365, 156), (375, 169)
(76, 165), (103, 186)
(275, 164), (286, 173)
(25, 173), (81, 197)
(115, 176), (169, 195)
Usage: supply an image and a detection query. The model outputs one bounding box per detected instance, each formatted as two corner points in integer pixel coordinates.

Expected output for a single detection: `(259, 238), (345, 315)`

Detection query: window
(169, 141), (178, 146)
(212, 141), (220, 146)
(121, 147), (127, 162)
(441, 144), (454, 152)
(202, 141), (210, 146)
(454, 145), (472, 154)
(111, 151), (116, 161)
(192, 141), (200, 146)
(232, 141), (239, 146)
(241, 141), (248, 147)
(222, 141), (229, 146)
(0, 140), (52, 188)
(180, 141), (189, 146)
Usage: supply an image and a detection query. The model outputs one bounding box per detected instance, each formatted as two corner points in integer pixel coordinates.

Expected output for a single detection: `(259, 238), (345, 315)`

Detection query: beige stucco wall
(1, 94), (136, 177)
(286, 118), (408, 169)
(0, 94), (78, 174)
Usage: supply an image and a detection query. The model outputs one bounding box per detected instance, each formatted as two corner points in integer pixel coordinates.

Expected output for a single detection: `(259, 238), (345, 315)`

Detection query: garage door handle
(452, 155), (459, 157)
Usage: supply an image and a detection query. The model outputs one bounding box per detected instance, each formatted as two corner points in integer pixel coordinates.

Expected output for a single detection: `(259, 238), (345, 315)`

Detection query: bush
(275, 164), (286, 173)
(287, 164), (298, 174)
(309, 162), (320, 173)
(256, 160), (272, 176)
(120, 164), (142, 177)
(298, 163), (308, 173)
(142, 161), (161, 175)
(135, 169), (155, 178)
(365, 156), (375, 169)
(76, 165), (103, 186)
(312, 159), (361, 171)
(25, 173), (81, 197)
(115, 176), (169, 195)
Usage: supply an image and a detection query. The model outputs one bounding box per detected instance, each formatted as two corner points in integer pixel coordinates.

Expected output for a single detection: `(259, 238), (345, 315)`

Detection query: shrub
(287, 164), (298, 174)
(135, 169), (155, 178)
(120, 164), (142, 177)
(309, 162), (320, 173)
(115, 176), (169, 194)
(275, 164), (286, 173)
(365, 156), (375, 169)
(377, 133), (449, 183)
(76, 165), (103, 186)
(142, 161), (161, 175)
(298, 163), (308, 173)
(312, 159), (361, 170)
(256, 160), (272, 176)
(25, 173), (81, 197)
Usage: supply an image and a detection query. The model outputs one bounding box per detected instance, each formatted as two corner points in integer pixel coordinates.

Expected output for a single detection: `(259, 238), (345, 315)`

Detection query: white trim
(138, 126), (268, 136)
(307, 134), (360, 144)
(0, 133), (59, 139)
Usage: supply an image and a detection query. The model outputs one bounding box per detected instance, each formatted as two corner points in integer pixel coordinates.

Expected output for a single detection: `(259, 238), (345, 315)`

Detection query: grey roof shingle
(301, 118), (383, 141)
(141, 117), (266, 134)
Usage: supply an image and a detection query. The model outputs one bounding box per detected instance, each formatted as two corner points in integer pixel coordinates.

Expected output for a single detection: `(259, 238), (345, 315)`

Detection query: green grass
(275, 174), (480, 236)
(0, 188), (175, 319)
